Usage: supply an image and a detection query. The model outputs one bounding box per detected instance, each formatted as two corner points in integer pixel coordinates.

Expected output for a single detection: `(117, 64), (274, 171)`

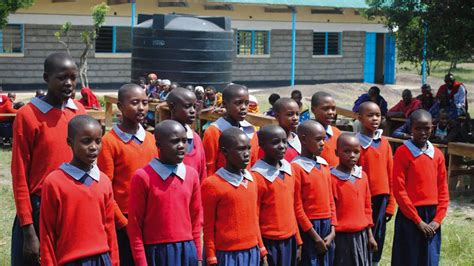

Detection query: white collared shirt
(149, 158), (186, 181)
(30, 97), (78, 114)
(292, 155), (328, 173)
(212, 117), (255, 139)
(112, 124), (146, 144)
(330, 165), (362, 183)
(215, 167), (253, 187)
(356, 129), (383, 149)
(185, 124), (194, 153)
(60, 163), (100, 182)
(288, 132), (302, 154)
(403, 139), (435, 159)
(251, 159), (292, 182)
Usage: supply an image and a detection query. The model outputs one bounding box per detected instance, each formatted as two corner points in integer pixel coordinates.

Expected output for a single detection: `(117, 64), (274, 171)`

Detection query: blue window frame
(313, 32), (342, 56)
(0, 24), (24, 54)
(95, 26), (132, 53)
(237, 30), (270, 55)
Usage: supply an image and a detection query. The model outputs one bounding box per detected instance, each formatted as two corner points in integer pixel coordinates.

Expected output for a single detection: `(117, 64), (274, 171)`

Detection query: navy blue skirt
(263, 236), (297, 266)
(216, 246), (260, 266)
(334, 230), (371, 266)
(301, 218), (335, 266)
(64, 253), (111, 266)
(371, 195), (389, 262)
(116, 227), (134, 266)
(145, 240), (198, 266)
(391, 206), (441, 266)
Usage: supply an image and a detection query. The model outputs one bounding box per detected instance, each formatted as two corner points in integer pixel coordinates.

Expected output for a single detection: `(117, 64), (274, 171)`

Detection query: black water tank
(131, 14), (233, 90)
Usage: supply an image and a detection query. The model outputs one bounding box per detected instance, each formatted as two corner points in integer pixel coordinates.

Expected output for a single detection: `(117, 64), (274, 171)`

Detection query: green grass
(0, 148), (473, 265)
(398, 61), (474, 83)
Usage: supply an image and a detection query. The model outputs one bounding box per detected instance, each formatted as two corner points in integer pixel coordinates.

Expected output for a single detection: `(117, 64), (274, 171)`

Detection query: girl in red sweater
(40, 115), (118, 265)
(270, 98), (301, 162)
(127, 120), (203, 266)
(391, 110), (449, 266)
(202, 128), (267, 266)
(11, 52), (86, 266)
(330, 133), (377, 266)
(252, 125), (301, 265)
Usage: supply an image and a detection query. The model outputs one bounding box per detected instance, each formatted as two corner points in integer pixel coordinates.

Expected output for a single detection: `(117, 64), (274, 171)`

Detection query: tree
(55, 2), (109, 88)
(0, 0), (34, 28)
(365, 0), (474, 74)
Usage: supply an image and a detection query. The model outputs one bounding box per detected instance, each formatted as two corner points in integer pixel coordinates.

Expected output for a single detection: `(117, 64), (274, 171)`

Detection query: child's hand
(315, 238), (328, 254)
(22, 225), (40, 265)
(428, 221), (440, 231)
(385, 214), (393, 222)
(297, 246), (302, 263)
(323, 230), (335, 248)
(368, 235), (378, 252)
(261, 255), (269, 266)
(416, 221), (435, 238)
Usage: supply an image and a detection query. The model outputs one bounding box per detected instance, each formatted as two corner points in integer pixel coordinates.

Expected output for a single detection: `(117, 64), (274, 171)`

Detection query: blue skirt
(301, 218), (335, 266)
(391, 206), (441, 266)
(371, 195), (389, 262)
(145, 240), (198, 266)
(334, 230), (371, 266)
(263, 236), (297, 266)
(216, 246), (260, 266)
(64, 253), (111, 266)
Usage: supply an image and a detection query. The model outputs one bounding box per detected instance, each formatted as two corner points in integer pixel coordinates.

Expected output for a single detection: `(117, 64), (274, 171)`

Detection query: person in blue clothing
(353, 86), (388, 116)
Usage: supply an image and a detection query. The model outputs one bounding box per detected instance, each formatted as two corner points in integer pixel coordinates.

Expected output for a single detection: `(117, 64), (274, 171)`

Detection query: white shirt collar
(292, 155), (328, 173)
(288, 132), (302, 154)
(216, 167), (253, 187)
(60, 163), (100, 182)
(251, 159), (292, 182)
(330, 165), (362, 182)
(356, 129), (383, 149)
(30, 97), (78, 114)
(185, 124), (194, 140)
(149, 158), (186, 181)
(326, 125), (333, 137)
(213, 117), (255, 139)
(112, 124), (146, 144)
(403, 139), (435, 159)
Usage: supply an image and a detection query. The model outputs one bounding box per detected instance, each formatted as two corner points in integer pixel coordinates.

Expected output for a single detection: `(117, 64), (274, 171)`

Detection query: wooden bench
(104, 94), (160, 129)
(447, 142), (474, 196)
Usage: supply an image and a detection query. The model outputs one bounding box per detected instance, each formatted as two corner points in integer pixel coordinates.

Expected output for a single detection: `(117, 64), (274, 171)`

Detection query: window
(313, 32), (342, 56)
(237, 30), (270, 56)
(0, 24), (23, 54)
(95, 26), (132, 53)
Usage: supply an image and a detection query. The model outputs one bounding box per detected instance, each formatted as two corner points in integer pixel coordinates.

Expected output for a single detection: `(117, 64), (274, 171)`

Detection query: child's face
(68, 123), (102, 167)
(275, 101), (300, 133)
(224, 89), (249, 122)
(303, 127), (326, 157)
(158, 126), (187, 164)
(358, 105), (382, 132)
(438, 113), (448, 128)
(291, 94), (302, 104)
(224, 133), (251, 170)
(206, 90), (216, 101)
(411, 117), (432, 146)
(261, 129), (288, 161)
(44, 59), (78, 102)
(172, 92), (197, 125)
(118, 87), (149, 124)
(311, 96), (336, 127)
(336, 137), (360, 169)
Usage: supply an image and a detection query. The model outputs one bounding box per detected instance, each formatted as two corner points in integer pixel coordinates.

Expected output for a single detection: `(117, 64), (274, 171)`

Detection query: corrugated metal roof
(206, 0), (369, 8)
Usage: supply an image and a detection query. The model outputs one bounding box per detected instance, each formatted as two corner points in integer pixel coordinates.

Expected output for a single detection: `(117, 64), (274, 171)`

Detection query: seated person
(352, 86), (388, 115)
(78, 87), (101, 110)
(136, 76), (147, 90)
(387, 89), (422, 118)
(159, 79), (171, 101)
(291, 89), (310, 122)
(0, 94), (18, 142)
(416, 84), (435, 110)
(264, 93), (280, 117)
(204, 86), (218, 108)
(436, 73), (468, 117)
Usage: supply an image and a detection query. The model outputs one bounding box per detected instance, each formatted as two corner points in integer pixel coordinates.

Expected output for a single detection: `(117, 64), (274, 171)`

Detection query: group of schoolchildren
(10, 52), (449, 266)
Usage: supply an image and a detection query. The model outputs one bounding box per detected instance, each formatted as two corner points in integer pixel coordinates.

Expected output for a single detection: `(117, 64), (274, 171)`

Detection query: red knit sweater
(321, 126), (341, 167)
(11, 100), (85, 226)
(40, 169), (118, 265)
(97, 129), (157, 228)
(392, 145), (449, 224)
(127, 164), (203, 265)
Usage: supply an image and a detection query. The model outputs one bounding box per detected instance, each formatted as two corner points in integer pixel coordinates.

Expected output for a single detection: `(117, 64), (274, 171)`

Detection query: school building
(1, 0), (395, 90)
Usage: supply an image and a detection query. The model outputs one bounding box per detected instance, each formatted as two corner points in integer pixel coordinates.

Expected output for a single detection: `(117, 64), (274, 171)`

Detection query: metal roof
(206, 0), (369, 8)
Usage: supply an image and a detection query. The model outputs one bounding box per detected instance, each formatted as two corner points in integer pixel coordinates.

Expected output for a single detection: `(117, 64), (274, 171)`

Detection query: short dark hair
(44, 52), (75, 75)
(291, 90), (302, 98)
(222, 83), (248, 102)
(311, 91), (332, 107)
(273, 97), (297, 114)
(268, 93), (281, 105)
(368, 86), (380, 96)
(68, 115), (101, 140)
(118, 83), (143, 102)
(219, 127), (247, 150)
(409, 109), (432, 125)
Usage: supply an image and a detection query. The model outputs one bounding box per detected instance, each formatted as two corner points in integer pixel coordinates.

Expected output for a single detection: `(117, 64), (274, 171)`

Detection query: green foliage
(0, 0), (34, 28)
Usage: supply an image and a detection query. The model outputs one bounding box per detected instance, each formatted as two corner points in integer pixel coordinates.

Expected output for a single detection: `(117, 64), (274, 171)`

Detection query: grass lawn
(398, 61), (474, 83)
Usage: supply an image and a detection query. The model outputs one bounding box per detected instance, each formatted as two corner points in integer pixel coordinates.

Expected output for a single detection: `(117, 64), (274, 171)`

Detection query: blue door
(384, 33), (396, 84)
(364, 32), (376, 83)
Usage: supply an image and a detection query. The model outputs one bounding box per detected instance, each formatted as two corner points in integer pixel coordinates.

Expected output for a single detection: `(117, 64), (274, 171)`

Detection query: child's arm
(195, 134), (208, 181)
(250, 135), (260, 167)
(364, 175), (374, 227)
(105, 182), (120, 266)
(190, 174), (204, 261)
(127, 172), (149, 266)
(203, 126), (219, 176)
(385, 144), (396, 217)
(432, 154), (449, 226)
(39, 179), (58, 266)
(202, 180), (219, 265)
(324, 171), (337, 247)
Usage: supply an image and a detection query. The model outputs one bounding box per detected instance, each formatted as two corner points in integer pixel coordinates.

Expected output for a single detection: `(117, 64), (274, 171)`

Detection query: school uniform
(257, 132), (301, 162)
(40, 163), (119, 265)
(11, 98), (85, 266)
(202, 117), (259, 176)
(98, 124), (158, 265)
(251, 159), (302, 266)
(127, 159), (203, 266)
(331, 166), (373, 266)
(391, 140), (449, 266)
(202, 168), (267, 266)
(292, 156), (337, 266)
(356, 130), (395, 263)
(320, 125), (341, 167)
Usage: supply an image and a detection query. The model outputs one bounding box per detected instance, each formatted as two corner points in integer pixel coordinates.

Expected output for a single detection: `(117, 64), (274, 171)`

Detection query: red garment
(40, 169), (119, 265)
(388, 98), (422, 118)
(321, 126), (341, 167)
(392, 145), (449, 224)
(436, 81), (468, 110)
(293, 162), (337, 232)
(202, 172), (266, 265)
(257, 146), (300, 163)
(0, 98), (18, 122)
(79, 87), (101, 110)
(358, 137), (396, 215)
(97, 129), (158, 228)
(11, 101), (85, 226)
(252, 168), (302, 245)
(331, 171), (373, 232)
(127, 164), (203, 265)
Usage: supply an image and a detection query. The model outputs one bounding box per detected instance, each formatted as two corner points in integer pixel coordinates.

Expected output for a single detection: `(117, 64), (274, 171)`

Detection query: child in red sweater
(356, 102), (395, 266)
(391, 110), (449, 266)
(330, 133), (377, 266)
(40, 115), (118, 265)
(11, 52), (86, 266)
(127, 120), (203, 266)
(202, 128), (267, 266)
(202, 84), (259, 176)
(292, 120), (337, 266)
(165, 87), (207, 181)
(311, 92), (341, 167)
(252, 125), (301, 265)
(98, 83), (158, 265)
(272, 98), (301, 162)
